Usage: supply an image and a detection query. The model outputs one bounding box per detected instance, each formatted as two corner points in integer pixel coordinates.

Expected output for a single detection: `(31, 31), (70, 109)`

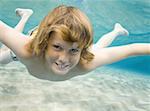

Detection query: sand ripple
(0, 63), (150, 111)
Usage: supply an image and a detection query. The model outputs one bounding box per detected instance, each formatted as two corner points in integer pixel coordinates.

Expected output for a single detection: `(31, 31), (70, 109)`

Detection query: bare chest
(19, 57), (89, 81)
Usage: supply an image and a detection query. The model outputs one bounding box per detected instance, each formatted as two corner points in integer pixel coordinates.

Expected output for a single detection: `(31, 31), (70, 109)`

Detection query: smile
(55, 63), (70, 70)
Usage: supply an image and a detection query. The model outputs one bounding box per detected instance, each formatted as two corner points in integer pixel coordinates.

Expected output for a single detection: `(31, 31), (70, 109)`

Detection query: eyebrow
(53, 42), (80, 49)
(69, 46), (81, 52)
(53, 43), (63, 46)
(71, 46), (79, 49)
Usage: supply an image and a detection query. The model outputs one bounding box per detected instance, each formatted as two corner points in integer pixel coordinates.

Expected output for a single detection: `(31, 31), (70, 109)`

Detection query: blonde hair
(27, 5), (94, 63)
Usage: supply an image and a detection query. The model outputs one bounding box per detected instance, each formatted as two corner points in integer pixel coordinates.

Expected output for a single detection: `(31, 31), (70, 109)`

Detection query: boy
(0, 5), (149, 81)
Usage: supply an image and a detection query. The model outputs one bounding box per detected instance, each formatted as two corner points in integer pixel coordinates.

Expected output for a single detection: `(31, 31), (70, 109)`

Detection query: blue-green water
(0, 0), (149, 75)
(0, 0), (150, 111)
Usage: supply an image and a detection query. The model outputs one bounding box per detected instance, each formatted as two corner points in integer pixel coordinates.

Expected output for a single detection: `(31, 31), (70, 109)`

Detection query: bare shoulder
(79, 44), (106, 71)
(77, 60), (92, 71)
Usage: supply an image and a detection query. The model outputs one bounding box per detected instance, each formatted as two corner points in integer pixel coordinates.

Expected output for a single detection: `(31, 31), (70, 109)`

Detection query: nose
(57, 52), (69, 64)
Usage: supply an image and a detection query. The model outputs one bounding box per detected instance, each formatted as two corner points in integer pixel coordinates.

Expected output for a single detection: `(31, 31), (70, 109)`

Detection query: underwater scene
(0, 0), (150, 111)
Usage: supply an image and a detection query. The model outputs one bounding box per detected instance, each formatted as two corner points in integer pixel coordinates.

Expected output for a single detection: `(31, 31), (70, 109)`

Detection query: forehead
(49, 33), (79, 48)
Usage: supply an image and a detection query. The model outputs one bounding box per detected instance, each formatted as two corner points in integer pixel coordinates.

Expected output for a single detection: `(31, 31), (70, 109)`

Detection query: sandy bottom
(0, 62), (150, 111)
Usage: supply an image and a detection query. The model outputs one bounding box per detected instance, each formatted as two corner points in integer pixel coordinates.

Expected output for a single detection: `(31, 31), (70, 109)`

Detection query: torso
(19, 56), (91, 81)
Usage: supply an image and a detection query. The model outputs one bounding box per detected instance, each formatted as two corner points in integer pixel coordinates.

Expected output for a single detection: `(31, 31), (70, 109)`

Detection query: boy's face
(45, 33), (82, 75)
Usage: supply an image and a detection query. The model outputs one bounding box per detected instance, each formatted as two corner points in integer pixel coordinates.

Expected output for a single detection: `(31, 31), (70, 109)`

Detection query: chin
(52, 69), (69, 75)
(50, 65), (70, 75)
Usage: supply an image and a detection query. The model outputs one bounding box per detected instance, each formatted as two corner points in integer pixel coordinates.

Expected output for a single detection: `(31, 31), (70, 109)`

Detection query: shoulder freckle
(79, 59), (91, 70)
(22, 43), (33, 59)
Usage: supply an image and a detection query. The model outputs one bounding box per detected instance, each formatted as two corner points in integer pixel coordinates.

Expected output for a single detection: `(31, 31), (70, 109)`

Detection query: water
(0, 0), (150, 111)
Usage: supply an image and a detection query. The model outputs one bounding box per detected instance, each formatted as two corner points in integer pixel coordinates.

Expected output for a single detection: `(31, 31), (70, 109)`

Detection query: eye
(70, 48), (79, 54)
(53, 45), (62, 50)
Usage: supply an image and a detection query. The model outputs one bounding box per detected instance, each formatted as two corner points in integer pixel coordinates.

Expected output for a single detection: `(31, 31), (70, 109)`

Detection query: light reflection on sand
(0, 62), (150, 111)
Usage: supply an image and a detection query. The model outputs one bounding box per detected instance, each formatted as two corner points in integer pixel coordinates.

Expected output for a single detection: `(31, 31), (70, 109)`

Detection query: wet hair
(27, 5), (94, 63)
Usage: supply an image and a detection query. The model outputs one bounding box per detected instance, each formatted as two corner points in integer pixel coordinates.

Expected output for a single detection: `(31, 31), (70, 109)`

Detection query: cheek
(47, 47), (58, 56)
(70, 55), (80, 64)
(45, 50), (58, 62)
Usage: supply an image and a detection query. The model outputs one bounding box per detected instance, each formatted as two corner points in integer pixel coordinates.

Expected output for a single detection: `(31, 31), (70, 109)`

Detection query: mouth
(55, 62), (70, 71)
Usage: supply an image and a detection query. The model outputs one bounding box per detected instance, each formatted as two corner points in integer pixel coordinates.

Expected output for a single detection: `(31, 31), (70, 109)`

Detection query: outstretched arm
(0, 21), (30, 58)
(85, 43), (150, 70)
(0, 8), (33, 64)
